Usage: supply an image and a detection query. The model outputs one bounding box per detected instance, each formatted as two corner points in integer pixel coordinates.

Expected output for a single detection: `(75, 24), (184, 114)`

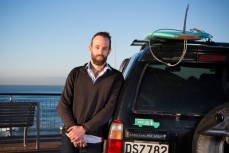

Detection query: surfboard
(144, 29), (212, 41)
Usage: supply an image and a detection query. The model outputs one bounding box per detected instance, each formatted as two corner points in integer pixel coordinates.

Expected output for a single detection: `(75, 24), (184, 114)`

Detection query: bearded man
(57, 32), (124, 153)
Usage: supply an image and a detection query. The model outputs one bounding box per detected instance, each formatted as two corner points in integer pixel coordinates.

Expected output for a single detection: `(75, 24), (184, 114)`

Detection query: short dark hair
(90, 32), (112, 49)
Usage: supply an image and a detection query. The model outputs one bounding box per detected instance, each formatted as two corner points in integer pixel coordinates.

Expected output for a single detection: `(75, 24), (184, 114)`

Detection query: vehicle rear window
(134, 64), (229, 114)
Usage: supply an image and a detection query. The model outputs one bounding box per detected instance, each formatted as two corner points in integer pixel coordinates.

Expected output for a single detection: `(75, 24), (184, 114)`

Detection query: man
(56, 32), (124, 153)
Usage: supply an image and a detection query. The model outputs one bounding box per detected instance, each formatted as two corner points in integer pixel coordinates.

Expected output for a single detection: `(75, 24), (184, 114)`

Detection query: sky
(0, 0), (229, 85)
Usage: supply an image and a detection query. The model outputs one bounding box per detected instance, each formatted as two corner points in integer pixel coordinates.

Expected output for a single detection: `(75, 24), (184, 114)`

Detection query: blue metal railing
(0, 93), (63, 136)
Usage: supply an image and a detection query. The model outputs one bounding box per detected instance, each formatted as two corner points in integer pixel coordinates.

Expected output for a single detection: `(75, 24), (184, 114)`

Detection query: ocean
(0, 85), (64, 94)
(0, 85), (64, 136)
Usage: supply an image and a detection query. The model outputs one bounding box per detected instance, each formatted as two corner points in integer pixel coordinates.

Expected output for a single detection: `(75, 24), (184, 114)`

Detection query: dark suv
(105, 38), (229, 153)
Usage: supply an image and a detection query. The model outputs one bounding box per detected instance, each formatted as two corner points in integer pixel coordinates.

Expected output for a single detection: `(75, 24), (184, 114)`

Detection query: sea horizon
(0, 84), (64, 93)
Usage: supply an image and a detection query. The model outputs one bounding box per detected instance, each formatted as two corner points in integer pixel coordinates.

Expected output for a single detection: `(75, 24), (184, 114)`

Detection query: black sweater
(56, 65), (124, 138)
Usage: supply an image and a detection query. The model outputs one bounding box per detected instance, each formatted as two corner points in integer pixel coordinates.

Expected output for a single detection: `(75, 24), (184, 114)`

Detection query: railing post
(9, 95), (13, 136)
(36, 103), (40, 149)
(9, 95), (12, 102)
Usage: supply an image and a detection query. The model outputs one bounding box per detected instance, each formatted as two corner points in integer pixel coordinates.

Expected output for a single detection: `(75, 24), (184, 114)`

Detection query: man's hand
(73, 136), (87, 148)
(67, 125), (86, 147)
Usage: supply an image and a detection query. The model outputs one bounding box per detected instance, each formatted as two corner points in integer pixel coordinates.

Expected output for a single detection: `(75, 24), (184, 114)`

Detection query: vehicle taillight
(198, 54), (227, 62)
(106, 120), (123, 153)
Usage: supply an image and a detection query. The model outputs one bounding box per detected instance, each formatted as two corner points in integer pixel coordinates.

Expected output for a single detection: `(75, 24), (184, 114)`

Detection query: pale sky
(1, 0), (229, 85)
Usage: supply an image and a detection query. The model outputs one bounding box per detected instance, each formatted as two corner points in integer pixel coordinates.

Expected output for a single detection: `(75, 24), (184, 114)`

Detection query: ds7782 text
(124, 141), (168, 153)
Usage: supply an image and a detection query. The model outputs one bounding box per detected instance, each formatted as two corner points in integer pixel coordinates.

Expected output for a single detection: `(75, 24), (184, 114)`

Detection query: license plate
(124, 141), (169, 153)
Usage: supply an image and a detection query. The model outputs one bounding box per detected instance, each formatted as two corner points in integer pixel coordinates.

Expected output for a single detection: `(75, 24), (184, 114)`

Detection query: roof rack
(131, 39), (229, 48)
(130, 39), (148, 47)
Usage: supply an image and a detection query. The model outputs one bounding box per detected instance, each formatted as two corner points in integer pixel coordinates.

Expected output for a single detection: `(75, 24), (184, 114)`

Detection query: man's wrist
(82, 124), (88, 133)
(81, 125), (86, 133)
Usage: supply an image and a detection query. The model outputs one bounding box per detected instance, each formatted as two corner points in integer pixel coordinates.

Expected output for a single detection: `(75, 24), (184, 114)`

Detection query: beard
(91, 54), (107, 66)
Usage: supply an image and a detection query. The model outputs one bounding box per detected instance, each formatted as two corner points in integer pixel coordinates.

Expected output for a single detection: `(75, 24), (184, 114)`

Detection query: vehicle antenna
(183, 4), (189, 34)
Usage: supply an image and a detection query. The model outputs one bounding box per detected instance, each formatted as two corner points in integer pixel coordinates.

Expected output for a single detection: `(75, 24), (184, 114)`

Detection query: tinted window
(134, 64), (229, 114)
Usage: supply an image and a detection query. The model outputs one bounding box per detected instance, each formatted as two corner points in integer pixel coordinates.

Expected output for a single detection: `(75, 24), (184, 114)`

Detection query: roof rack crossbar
(131, 39), (148, 46)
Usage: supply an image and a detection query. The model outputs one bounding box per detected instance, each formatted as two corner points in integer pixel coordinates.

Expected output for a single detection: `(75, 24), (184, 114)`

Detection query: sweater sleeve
(83, 72), (124, 132)
(56, 68), (78, 129)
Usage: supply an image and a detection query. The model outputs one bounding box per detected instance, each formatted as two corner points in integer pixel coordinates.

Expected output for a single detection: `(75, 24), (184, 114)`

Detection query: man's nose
(97, 48), (103, 54)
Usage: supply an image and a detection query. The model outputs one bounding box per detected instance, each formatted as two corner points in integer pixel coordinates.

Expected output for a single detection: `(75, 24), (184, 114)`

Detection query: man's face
(89, 35), (111, 66)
